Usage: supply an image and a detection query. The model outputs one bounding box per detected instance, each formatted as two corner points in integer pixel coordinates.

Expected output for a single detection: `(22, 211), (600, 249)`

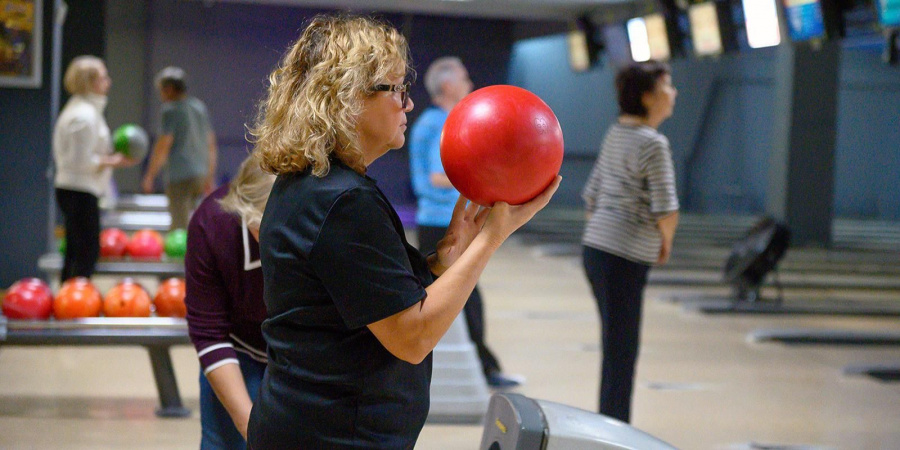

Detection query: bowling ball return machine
(479, 393), (677, 450)
(721, 217), (791, 304)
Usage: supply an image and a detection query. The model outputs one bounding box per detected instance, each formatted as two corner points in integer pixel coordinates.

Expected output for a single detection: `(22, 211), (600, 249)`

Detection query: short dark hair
(615, 61), (670, 117)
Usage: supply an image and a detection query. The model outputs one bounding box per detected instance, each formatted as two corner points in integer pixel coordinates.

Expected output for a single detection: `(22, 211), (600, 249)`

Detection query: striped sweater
(582, 123), (679, 264)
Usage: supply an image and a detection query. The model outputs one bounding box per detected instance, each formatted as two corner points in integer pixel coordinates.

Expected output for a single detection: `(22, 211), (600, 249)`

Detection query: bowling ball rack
(37, 253), (184, 280)
(0, 316), (192, 417)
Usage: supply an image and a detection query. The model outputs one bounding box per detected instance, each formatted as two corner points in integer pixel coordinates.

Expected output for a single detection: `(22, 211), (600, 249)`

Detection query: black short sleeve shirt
(249, 161), (433, 449)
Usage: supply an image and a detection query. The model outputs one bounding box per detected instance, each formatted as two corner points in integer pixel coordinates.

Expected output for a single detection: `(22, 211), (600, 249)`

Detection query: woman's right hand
(100, 153), (139, 169)
(481, 175), (561, 246)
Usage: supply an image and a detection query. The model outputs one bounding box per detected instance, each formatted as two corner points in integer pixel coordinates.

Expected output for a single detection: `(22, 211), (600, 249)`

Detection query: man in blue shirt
(409, 57), (522, 389)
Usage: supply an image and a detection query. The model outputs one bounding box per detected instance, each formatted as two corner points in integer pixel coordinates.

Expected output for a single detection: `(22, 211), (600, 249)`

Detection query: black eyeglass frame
(372, 83), (411, 109)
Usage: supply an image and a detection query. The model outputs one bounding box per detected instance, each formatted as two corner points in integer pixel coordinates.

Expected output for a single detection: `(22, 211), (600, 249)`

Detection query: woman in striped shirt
(581, 61), (680, 423)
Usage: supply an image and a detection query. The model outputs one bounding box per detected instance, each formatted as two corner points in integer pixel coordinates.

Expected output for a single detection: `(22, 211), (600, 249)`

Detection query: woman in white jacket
(53, 56), (134, 281)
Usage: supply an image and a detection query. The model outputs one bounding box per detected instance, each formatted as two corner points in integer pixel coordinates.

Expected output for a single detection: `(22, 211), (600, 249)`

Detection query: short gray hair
(424, 56), (463, 100)
(155, 66), (187, 93)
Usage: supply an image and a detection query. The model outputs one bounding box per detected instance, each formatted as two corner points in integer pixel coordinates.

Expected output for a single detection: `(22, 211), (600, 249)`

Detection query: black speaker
(723, 217), (791, 302)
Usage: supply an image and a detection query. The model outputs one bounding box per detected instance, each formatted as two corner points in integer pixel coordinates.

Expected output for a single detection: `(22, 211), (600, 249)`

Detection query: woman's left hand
(432, 196), (489, 274)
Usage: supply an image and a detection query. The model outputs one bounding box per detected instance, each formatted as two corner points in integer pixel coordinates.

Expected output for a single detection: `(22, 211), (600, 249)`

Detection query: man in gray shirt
(142, 66), (218, 230)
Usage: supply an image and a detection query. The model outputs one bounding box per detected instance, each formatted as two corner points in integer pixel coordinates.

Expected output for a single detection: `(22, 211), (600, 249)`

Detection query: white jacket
(53, 94), (112, 198)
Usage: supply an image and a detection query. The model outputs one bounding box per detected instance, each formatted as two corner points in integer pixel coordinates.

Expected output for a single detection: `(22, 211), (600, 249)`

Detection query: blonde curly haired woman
(246, 14), (559, 449)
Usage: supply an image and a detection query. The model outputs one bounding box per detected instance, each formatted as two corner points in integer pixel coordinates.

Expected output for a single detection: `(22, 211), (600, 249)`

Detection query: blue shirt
(409, 106), (459, 227)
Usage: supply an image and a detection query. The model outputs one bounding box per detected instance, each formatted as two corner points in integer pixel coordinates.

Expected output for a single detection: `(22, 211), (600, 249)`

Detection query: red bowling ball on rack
(100, 228), (130, 258)
(2, 277), (54, 320)
(127, 229), (164, 260)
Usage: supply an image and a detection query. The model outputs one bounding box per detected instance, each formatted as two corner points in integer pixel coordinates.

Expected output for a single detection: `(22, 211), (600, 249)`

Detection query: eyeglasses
(373, 82), (411, 109)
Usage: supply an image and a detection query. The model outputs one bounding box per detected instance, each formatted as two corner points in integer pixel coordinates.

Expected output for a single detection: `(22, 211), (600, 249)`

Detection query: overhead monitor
(742, 0), (782, 48)
(627, 13), (672, 62)
(879, 0), (900, 27)
(567, 16), (601, 72)
(688, 2), (724, 56)
(783, 0), (826, 41)
(567, 29), (592, 72)
(627, 17), (651, 62)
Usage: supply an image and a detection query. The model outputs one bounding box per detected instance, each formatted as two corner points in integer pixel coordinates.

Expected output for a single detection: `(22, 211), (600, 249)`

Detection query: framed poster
(0, 0), (43, 88)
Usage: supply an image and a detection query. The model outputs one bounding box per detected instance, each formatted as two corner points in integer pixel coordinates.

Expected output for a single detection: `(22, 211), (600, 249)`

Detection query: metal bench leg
(146, 345), (191, 418)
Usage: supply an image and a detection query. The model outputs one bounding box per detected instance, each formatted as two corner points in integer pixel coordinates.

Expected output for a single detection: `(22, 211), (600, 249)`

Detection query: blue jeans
(200, 351), (266, 450)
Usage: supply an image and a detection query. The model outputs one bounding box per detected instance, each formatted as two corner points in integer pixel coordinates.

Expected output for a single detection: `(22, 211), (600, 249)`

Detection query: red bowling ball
(2, 278), (54, 320)
(127, 229), (164, 260)
(100, 228), (129, 258)
(440, 85), (564, 206)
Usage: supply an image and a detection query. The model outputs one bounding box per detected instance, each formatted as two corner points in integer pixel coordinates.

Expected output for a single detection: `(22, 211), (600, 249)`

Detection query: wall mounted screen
(689, 2), (724, 56)
(783, 0), (826, 41)
(742, 0), (782, 48)
(879, 0), (900, 27)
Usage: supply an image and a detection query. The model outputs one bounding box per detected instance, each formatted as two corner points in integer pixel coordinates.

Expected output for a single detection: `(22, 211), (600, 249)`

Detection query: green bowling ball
(112, 124), (149, 161)
(164, 229), (188, 258)
(59, 237), (66, 255)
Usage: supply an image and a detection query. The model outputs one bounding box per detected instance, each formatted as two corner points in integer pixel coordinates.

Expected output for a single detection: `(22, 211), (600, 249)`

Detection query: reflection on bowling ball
(3, 277), (54, 320)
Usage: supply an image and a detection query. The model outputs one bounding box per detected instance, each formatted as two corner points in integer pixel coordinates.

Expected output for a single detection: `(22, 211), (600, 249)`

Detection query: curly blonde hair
(250, 14), (411, 177)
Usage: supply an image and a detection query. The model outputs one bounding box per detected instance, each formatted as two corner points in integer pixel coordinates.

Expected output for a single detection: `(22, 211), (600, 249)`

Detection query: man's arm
(430, 172), (453, 188)
(205, 130), (218, 194)
(142, 134), (174, 193)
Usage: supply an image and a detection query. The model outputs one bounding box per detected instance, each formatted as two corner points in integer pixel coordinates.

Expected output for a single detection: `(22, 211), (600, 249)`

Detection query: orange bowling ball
(440, 85), (564, 206)
(103, 278), (152, 317)
(53, 277), (102, 319)
(154, 277), (186, 318)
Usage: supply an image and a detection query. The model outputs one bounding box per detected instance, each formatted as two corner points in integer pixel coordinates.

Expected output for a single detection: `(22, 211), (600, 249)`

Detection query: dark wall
(372, 14), (516, 220)
(0, 0), (55, 287)
(0, 1), (106, 287)
(139, 1), (518, 222)
(509, 34), (900, 220)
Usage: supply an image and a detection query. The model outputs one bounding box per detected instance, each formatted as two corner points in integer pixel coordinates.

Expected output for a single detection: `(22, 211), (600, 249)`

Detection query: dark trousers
(582, 246), (650, 423)
(55, 188), (100, 281)
(417, 225), (502, 376)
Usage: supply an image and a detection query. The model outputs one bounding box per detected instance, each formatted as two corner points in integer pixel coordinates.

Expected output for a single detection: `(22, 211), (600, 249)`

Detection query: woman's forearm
(205, 363), (253, 440)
